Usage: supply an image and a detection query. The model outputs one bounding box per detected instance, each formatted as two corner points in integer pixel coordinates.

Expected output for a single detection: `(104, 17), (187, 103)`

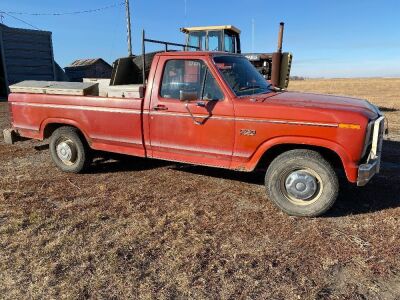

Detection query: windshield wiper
(269, 85), (284, 92)
(239, 85), (261, 91)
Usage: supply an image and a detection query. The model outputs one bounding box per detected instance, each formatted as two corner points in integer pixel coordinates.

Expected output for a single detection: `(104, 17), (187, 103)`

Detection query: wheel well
(43, 123), (64, 139)
(256, 144), (344, 173)
(43, 124), (89, 145)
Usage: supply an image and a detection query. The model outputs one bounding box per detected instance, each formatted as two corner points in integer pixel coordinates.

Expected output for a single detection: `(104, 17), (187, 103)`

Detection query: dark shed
(0, 24), (57, 98)
(64, 58), (112, 82)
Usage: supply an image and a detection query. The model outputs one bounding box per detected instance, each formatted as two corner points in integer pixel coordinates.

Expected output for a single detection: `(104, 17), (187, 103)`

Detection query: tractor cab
(181, 23), (292, 90)
(181, 25), (241, 53)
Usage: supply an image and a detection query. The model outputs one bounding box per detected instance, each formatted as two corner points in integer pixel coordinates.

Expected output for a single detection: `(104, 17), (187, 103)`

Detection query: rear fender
(40, 118), (91, 144)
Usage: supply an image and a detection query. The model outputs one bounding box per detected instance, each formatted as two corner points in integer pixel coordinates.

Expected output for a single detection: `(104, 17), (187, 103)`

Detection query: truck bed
(8, 92), (146, 157)
(9, 80), (145, 98)
(9, 81), (99, 96)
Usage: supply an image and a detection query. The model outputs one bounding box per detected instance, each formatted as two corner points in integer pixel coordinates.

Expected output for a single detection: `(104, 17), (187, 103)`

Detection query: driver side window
(160, 59), (223, 101)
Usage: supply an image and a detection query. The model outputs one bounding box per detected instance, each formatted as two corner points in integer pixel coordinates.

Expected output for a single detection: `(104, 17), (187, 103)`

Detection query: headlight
(361, 120), (374, 159)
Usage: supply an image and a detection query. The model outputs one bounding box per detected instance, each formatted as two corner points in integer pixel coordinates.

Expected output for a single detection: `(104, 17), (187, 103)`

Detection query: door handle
(153, 104), (168, 111)
(196, 101), (206, 108)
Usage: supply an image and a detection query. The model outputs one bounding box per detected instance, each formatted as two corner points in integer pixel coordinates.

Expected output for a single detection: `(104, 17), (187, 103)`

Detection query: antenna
(184, 0), (187, 26)
(125, 0), (133, 56)
(251, 18), (255, 53)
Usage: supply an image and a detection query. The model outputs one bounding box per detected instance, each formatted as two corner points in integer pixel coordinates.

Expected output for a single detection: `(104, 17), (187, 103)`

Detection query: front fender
(239, 136), (358, 183)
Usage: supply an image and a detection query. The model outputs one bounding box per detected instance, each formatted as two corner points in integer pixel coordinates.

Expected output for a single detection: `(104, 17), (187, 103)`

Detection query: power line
(3, 2), (124, 16)
(0, 11), (40, 30)
(0, 2), (125, 31)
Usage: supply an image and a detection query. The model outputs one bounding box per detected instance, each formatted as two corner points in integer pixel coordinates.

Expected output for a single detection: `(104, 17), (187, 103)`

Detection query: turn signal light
(338, 123), (361, 130)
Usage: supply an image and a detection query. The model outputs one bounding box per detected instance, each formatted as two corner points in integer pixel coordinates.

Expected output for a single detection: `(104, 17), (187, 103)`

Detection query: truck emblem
(240, 129), (256, 136)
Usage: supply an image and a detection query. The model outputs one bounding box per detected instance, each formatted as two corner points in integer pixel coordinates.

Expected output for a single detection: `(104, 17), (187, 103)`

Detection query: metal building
(0, 24), (58, 99)
(64, 58), (112, 82)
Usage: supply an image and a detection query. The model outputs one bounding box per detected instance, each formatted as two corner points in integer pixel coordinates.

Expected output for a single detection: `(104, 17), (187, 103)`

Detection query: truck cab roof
(180, 25), (241, 34)
(156, 51), (241, 57)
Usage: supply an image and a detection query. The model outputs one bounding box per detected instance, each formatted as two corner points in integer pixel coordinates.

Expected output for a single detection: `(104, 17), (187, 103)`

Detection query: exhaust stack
(271, 22), (285, 87)
(277, 22), (284, 53)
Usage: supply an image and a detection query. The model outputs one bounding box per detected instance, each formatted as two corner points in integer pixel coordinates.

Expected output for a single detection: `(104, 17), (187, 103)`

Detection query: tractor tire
(132, 51), (162, 82)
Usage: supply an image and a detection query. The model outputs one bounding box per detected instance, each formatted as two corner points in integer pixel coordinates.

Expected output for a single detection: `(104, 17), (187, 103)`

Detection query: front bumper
(357, 159), (379, 186)
(357, 116), (385, 186)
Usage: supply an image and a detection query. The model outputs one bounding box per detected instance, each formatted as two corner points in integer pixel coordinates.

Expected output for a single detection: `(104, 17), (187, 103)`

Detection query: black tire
(265, 149), (339, 217)
(132, 51), (161, 82)
(49, 127), (91, 173)
(110, 52), (162, 85)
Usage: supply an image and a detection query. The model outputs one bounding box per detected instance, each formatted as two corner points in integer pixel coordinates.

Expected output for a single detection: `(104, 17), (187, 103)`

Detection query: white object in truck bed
(9, 80), (99, 96)
(107, 84), (144, 98)
(83, 78), (110, 97)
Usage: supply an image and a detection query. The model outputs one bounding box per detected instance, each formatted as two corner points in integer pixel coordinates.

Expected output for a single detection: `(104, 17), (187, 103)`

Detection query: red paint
(8, 52), (379, 183)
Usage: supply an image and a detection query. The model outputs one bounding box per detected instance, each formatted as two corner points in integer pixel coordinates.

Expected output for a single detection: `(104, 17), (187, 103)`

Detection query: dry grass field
(0, 78), (399, 299)
(290, 78), (400, 139)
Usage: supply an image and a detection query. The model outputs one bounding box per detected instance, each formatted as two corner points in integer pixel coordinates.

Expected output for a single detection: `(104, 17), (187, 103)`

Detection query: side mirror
(179, 90), (198, 102)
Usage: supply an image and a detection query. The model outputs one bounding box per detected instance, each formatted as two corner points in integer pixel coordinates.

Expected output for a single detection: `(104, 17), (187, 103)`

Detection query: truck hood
(248, 91), (380, 119)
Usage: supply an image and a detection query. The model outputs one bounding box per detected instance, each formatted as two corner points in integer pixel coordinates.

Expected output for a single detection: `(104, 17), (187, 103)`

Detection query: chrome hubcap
(56, 139), (77, 165)
(284, 170), (319, 202)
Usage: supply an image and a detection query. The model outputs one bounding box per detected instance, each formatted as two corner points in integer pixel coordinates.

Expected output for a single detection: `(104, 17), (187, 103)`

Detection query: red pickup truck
(4, 52), (385, 217)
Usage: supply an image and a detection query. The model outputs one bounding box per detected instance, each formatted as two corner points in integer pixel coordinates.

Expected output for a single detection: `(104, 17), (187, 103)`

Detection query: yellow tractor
(181, 23), (292, 89)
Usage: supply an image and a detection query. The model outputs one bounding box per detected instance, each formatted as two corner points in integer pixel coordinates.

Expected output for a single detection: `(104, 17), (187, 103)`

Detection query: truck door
(148, 55), (235, 168)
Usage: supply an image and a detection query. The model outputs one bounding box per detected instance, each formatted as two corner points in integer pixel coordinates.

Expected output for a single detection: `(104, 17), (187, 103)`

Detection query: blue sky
(1, 0), (399, 77)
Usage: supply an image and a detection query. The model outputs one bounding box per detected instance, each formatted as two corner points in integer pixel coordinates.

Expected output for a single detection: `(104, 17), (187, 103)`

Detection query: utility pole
(125, 0), (133, 56)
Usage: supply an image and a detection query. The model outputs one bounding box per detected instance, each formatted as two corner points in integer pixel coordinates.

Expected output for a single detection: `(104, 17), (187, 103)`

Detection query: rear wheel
(265, 149), (339, 217)
(49, 127), (91, 173)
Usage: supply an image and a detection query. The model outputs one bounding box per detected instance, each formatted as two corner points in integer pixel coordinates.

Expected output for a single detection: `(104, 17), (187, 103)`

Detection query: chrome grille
(368, 116), (385, 170)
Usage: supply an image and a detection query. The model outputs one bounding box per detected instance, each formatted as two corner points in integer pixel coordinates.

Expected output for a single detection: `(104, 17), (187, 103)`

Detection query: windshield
(224, 30), (236, 53)
(188, 32), (206, 50)
(213, 55), (272, 96)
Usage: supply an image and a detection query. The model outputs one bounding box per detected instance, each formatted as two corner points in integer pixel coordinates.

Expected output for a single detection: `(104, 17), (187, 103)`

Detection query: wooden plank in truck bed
(9, 80), (99, 96)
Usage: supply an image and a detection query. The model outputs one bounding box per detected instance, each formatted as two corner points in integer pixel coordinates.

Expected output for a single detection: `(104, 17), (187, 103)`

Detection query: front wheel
(265, 149), (339, 217)
(49, 127), (91, 173)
